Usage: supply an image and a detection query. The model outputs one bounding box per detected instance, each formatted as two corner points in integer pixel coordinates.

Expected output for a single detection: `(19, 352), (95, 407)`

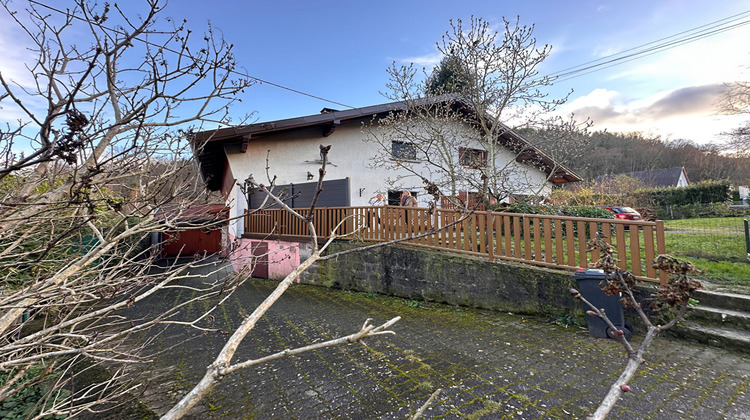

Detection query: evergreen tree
(426, 54), (473, 95)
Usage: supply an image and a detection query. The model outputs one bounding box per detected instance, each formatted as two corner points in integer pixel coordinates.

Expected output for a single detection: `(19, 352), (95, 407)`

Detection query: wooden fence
(245, 206), (667, 284)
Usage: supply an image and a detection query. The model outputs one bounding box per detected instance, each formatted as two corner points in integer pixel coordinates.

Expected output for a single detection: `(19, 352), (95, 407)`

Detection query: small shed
(155, 204), (228, 257)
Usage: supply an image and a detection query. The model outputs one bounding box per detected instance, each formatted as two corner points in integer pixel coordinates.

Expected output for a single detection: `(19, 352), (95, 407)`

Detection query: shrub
(0, 365), (68, 420)
(657, 202), (742, 220)
(632, 180), (732, 207)
(490, 203), (614, 219)
(558, 206), (615, 219)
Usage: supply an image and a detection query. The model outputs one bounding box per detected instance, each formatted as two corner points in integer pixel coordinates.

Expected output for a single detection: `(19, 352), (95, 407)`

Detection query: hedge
(490, 203), (615, 220)
(631, 180), (732, 207)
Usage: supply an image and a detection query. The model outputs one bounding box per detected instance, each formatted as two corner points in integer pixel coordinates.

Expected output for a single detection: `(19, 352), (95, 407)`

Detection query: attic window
(392, 140), (417, 161)
(459, 147), (487, 168)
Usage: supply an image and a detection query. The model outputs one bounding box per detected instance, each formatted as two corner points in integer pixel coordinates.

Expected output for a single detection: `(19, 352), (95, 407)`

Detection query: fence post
(744, 219), (749, 262)
(486, 210), (494, 262)
(656, 220), (667, 285)
(243, 209), (248, 236)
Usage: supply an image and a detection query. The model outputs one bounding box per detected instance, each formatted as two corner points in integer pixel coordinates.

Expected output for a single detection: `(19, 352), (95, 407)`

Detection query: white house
(191, 98), (581, 276)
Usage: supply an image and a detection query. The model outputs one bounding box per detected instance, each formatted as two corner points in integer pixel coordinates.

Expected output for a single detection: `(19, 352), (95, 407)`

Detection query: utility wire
(543, 9), (750, 83)
(553, 18), (750, 82)
(24, 0), (355, 109)
(553, 20), (750, 84)
(547, 9), (750, 77)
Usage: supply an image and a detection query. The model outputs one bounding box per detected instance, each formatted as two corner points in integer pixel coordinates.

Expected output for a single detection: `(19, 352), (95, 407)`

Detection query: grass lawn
(664, 216), (748, 232)
(663, 217), (749, 289)
(665, 232), (746, 262)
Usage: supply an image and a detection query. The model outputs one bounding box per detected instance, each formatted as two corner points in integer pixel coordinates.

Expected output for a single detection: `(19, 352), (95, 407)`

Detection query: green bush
(0, 365), (68, 420)
(490, 203), (614, 219)
(490, 202), (544, 214)
(632, 180), (732, 207)
(657, 202), (747, 220)
(557, 206), (615, 219)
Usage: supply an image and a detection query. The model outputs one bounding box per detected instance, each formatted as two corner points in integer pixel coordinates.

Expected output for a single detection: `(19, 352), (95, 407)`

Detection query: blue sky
(2, 0), (749, 145)
(169, 0), (748, 144)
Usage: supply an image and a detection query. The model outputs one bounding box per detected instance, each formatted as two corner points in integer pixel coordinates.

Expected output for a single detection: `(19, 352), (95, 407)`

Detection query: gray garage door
(248, 178), (350, 209)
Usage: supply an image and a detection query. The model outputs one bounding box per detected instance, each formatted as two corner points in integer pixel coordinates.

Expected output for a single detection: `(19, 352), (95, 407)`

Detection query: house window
(392, 140), (417, 161)
(459, 147), (487, 168)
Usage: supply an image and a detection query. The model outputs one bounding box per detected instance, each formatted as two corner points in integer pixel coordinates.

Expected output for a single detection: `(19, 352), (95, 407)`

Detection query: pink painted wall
(227, 234), (300, 280)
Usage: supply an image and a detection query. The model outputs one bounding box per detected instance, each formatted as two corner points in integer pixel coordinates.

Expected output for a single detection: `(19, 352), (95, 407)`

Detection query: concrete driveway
(128, 259), (750, 419)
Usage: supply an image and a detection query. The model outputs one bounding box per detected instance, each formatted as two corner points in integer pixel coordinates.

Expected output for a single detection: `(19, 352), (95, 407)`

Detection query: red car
(603, 206), (642, 221)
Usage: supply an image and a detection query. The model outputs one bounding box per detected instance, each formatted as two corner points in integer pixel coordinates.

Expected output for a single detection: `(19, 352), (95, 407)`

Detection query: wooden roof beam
(240, 135), (251, 153)
(322, 120), (340, 137)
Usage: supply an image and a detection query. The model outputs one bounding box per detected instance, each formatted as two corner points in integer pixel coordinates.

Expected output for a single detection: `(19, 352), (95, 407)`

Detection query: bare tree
(0, 0), (255, 417)
(516, 114), (592, 181)
(366, 16), (582, 207)
(717, 80), (750, 157)
(572, 236), (701, 420)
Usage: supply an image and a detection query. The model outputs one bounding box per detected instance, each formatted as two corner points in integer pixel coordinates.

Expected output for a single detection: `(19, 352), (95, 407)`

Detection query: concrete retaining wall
(299, 242), (584, 318)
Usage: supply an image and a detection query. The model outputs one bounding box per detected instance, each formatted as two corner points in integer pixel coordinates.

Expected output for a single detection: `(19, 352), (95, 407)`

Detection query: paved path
(130, 260), (750, 419)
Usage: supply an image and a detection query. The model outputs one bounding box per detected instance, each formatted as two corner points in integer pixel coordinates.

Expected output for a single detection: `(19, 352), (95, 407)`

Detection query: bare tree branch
(573, 237), (701, 419)
(220, 316), (400, 375)
(366, 16), (581, 207)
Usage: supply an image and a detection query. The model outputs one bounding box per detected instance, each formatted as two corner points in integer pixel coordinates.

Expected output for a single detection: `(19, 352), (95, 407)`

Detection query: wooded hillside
(520, 129), (750, 184)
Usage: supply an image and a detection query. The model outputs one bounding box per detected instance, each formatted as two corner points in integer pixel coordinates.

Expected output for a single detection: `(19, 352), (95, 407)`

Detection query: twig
(411, 388), (442, 420)
(570, 289), (635, 356)
(220, 317), (400, 375)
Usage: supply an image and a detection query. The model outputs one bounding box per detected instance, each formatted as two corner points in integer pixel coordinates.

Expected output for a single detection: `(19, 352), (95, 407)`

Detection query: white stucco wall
(227, 185), (246, 238)
(224, 119), (552, 212)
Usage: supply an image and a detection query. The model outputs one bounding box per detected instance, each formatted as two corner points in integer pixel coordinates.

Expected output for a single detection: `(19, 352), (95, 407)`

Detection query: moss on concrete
(304, 242), (585, 321)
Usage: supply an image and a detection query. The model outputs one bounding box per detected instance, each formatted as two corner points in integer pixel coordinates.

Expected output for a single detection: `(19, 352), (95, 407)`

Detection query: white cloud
(592, 45), (623, 58)
(562, 84), (744, 143)
(0, 7), (49, 125)
(0, 10), (37, 90)
(557, 18), (750, 144)
(564, 88), (621, 111)
(399, 52), (443, 66)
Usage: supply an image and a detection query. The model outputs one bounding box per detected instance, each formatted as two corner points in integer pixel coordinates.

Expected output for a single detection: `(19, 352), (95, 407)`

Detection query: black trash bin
(571, 268), (633, 340)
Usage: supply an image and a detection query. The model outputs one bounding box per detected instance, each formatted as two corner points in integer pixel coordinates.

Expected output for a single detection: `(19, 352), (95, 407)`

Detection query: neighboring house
(190, 98), (581, 276)
(598, 167), (690, 189)
(738, 186), (749, 206)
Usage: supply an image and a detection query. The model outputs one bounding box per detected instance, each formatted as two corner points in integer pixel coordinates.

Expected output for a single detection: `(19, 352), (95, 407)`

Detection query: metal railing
(245, 206), (667, 284)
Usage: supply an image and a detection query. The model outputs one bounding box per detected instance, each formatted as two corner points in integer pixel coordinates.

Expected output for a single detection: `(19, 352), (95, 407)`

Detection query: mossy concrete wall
(300, 242), (584, 318)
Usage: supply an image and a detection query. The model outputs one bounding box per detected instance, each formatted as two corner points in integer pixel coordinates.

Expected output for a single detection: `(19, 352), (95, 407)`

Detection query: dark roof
(598, 167), (689, 188)
(192, 98), (440, 143)
(192, 97), (583, 191)
(155, 203), (229, 223)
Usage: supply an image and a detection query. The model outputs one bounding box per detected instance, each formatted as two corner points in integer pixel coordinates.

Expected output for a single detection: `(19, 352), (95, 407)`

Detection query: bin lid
(570, 267), (608, 280)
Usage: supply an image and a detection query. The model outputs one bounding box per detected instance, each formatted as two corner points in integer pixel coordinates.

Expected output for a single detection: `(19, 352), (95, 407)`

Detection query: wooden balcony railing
(244, 206), (667, 284)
